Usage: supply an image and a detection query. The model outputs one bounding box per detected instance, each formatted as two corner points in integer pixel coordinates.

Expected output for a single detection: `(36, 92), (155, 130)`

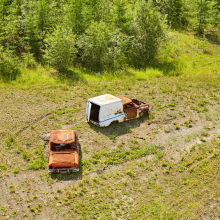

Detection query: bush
(27, 159), (47, 170)
(44, 26), (77, 72)
(22, 53), (37, 69)
(130, 0), (165, 66)
(0, 54), (20, 81)
(79, 21), (111, 69)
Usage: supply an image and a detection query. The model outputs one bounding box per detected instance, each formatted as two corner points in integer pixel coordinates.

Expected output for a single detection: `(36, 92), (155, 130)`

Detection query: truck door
(124, 103), (137, 120)
(86, 101), (92, 121)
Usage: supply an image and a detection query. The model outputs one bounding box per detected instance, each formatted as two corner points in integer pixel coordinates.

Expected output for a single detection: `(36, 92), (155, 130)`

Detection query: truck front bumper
(48, 168), (79, 173)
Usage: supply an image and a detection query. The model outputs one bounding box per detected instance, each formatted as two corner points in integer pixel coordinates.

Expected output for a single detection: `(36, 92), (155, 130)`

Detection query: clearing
(0, 31), (220, 219)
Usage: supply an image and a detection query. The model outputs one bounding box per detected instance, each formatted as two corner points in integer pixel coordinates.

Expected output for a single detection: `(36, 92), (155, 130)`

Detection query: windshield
(51, 142), (76, 151)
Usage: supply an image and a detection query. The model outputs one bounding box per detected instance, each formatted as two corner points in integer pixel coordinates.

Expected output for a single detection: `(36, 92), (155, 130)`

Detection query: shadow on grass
(88, 113), (153, 137)
(205, 32), (220, 46)
(50, 147), (83, 181)
(152, 60), (183, 76)
(55, 69), (84, 83)
(51, 58), (182, 83)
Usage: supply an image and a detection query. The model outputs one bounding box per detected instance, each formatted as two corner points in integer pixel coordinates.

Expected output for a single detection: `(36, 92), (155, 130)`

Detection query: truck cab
(86, 94), (151, 127)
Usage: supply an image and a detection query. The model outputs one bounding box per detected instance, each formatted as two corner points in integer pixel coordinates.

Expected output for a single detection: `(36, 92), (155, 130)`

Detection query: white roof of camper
(88, 94), (122, 106)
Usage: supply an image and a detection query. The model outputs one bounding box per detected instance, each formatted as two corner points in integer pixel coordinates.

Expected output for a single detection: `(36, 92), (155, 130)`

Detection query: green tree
(38, 0), (51, 33)
(211, 0), (220, 28)
(80, 21), (111, 68)
(195, 0), (210, 34)
(0, 48), (21, 81)
(68, 0), (85, 35)
(113, 0), (131, 34)
(154, 0), (187, 29)
(131, 0), (164, 66)
(20, 1), (41, 58)
(0, 0), (10, 44)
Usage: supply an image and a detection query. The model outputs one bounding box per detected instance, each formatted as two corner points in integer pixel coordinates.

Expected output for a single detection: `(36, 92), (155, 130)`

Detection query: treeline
(0, 0), (220, 79)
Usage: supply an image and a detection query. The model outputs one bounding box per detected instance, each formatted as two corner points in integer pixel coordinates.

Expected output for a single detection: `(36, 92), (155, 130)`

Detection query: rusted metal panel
(124, 103), (137, 119)
(117, 96), (132, 105)
(50, 129), (75, 144)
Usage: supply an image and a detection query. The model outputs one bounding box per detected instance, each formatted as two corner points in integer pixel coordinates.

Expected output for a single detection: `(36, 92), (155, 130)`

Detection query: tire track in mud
(14, 102), (83, 137)
(15, 112), (53, 136)
(14, 109), (172, 138)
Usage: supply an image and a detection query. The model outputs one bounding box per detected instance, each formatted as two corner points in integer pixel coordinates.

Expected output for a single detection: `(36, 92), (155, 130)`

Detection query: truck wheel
(110, 120), (119, 126)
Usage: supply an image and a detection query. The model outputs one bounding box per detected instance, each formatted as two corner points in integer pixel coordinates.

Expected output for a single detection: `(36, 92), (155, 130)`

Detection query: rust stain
(120, 97), (151, 120)
(115, 110), (123, 115)
(117, 96), (132, 105)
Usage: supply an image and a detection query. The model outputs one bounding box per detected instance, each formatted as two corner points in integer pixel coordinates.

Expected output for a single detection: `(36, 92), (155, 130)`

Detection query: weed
(203, 107), (208, 112)
(117, 142), (125, 148)
(83, 147), (89, 154)
(29, 207), (35, 212)
(9, 184), (15, 193)
(5, 136), (14, 148)
(146, 166), (153, 171)
(57, 188), (62, 193)
(131, 139), (138, 144)
(0, 164), (6, 171)
(13, 169), (19, 175)
(108, 135), (116, 143)
(190, 146), (196, 152)
(157, 152), (166, 159)
(198, 100), (207, 106)
(28, 159), (47, 170)
(201, 131), (209, 137)
(126, 170), (135, 178)
(92, 152), (101, 160)
(175, 125), (180, 130)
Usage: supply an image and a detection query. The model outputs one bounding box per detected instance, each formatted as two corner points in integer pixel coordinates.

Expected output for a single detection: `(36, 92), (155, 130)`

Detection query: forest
(0, 0), (220, 80)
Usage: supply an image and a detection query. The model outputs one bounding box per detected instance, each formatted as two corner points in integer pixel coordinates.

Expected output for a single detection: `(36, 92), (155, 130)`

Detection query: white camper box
(86, 94), (125, 127)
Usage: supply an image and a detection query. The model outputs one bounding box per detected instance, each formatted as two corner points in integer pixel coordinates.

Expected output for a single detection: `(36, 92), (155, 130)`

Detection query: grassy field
(0, 31), (220, 219)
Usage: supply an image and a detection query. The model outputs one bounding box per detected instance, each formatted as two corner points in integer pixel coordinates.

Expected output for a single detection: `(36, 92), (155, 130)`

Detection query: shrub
(27, 159), (47, 170)
(129, 0), (165, 66)
(0, 54), (20, 81)
(80, 21), (111, 69)
(44, 26), (77, 72)
(22, 53), (37, 69)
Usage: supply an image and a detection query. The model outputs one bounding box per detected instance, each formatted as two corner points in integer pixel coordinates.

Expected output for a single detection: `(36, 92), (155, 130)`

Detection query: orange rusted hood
(49, 152), (79, 167)
(50, 129), (76, 144)
(117, 96), (132, 105)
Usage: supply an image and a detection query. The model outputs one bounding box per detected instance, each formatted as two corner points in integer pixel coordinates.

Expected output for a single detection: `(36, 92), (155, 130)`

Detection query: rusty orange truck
(48, 130), (80, 173)
(86, 94), (151, 127)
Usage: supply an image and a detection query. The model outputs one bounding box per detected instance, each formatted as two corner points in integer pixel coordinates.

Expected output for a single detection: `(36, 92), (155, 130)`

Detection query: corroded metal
(48, 130), (80, 173)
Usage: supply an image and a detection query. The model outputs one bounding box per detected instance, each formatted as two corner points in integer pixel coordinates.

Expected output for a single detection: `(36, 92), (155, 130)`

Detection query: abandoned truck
(48, 130), (80, 173)
(86, 94), (151, 127)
